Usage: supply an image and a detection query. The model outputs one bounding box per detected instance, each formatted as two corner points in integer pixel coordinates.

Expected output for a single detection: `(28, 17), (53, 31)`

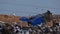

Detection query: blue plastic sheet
(20, 16), (45, 26)
(31, 17), (45, 26)
(20, 17), (30, 22)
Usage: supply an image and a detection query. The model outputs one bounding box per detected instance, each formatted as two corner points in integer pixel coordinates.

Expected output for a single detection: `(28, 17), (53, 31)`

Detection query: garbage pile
(0, 22), (60, 34)
(0, 10), (60, 34)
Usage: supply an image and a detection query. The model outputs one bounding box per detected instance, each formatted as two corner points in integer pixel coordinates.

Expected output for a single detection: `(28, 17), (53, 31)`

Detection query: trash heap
(0, 10), (60, 34)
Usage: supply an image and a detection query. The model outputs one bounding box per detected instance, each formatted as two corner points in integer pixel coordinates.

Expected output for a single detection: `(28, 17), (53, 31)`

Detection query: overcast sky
(0, 0), (60, 16)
